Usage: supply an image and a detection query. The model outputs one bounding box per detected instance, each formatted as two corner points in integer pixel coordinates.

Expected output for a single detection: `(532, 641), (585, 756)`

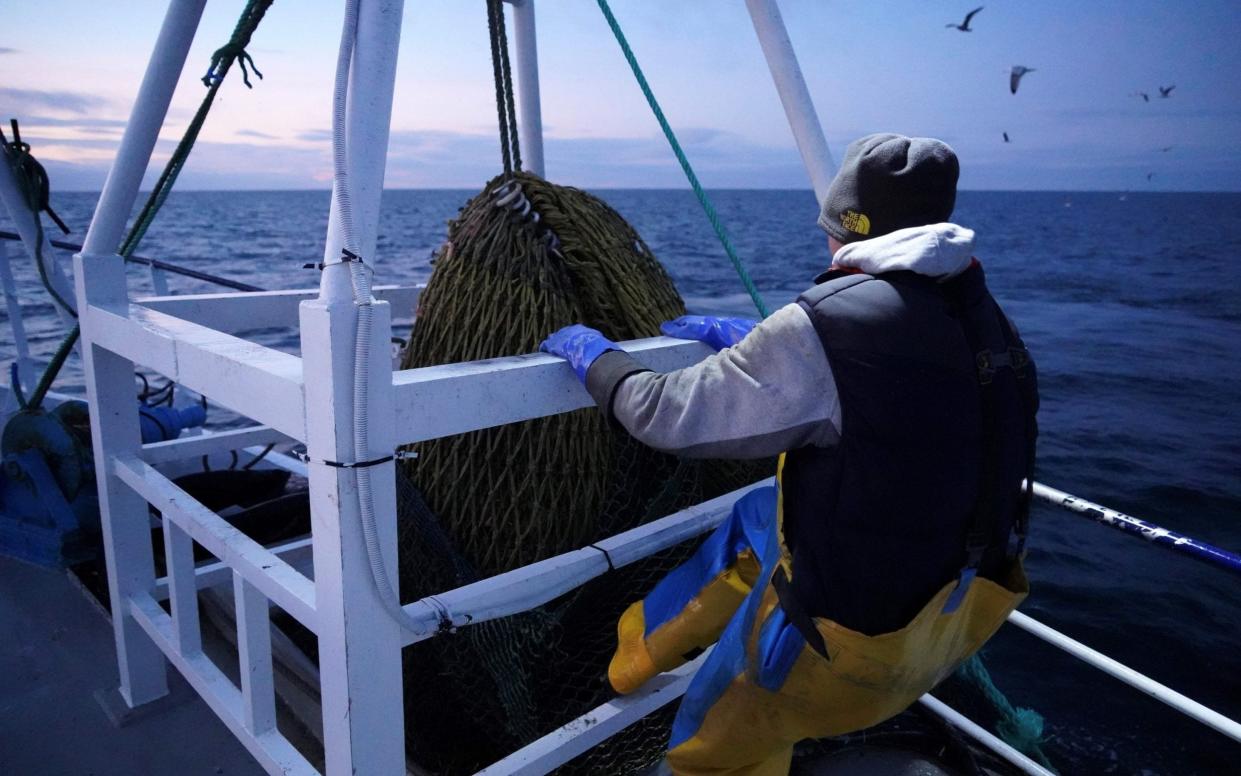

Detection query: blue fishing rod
(1032, 481), (1241, 577)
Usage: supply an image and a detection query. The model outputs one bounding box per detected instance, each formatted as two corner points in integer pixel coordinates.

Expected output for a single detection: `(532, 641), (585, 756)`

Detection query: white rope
(331, 0), (420, 632)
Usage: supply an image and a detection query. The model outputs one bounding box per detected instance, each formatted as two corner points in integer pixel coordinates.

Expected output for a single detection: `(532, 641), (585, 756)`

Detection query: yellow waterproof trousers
(609, 486), (1028, 776)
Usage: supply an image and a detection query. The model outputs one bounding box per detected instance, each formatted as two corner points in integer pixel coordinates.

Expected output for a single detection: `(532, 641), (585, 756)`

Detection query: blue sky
(3, 1), (1239, 191)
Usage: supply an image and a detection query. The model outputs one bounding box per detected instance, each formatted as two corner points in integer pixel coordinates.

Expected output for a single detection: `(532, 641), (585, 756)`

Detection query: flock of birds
(943, 7), (1040, 131)
(946, 6), (1178, 183)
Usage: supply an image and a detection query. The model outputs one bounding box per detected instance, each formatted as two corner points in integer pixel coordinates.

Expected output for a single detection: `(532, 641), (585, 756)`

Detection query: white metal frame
(73, 2), (1240, 776)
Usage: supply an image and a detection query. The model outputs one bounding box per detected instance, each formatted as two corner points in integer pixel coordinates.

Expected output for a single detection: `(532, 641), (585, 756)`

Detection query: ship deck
(0, 555), (264, 776)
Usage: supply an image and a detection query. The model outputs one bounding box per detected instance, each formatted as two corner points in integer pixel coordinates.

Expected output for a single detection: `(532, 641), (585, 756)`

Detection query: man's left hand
(660, 315), (758, 351)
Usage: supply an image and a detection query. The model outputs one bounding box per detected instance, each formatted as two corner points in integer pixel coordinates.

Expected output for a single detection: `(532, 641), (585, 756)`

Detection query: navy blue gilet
(780, 262), (1038, 636)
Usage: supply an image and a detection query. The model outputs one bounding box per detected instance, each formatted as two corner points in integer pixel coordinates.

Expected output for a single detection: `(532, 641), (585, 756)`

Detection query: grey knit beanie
(818, 133), (960, 244)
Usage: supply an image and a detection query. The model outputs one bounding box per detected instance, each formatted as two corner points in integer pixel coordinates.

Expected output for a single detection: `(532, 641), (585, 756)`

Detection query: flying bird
(1010, 66), (1036, 94)
(1134, 91), (1150, 103)
(1146, 173), (1155, 181)
(947, 6), (984, 31)
(1003, 132), (1010, 143)
(1159, 145), (1173, 152)
(1159, 85), (1176, 98)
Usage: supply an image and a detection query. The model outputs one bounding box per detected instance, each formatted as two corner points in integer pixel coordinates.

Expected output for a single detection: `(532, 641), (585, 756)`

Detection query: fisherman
(541, 133), (1039, 776)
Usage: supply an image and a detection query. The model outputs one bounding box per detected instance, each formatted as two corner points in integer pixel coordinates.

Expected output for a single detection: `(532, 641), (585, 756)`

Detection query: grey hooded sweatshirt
(585, 223), (977, 457)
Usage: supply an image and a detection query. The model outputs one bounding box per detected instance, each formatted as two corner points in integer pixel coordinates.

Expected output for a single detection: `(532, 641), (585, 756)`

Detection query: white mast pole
(74, 0), (208, 709)
(508, 0), (546, 177)
(745, 0), (836, 206)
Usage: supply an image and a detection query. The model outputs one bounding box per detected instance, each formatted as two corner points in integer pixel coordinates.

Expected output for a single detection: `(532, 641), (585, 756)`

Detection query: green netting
(396, 173), (770, 774)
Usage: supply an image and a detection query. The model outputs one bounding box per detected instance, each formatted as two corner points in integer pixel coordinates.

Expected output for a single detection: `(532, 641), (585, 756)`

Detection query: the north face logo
(841, 210), (871, 235)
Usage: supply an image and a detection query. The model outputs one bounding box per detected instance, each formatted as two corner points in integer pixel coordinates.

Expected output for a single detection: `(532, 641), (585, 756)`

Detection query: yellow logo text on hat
(841, 210), (871, 235)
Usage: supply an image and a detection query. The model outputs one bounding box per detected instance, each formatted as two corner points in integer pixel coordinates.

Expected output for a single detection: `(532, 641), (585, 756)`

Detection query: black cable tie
(293, 449), (416, 469)
(303, 248), (366, 272)
(589, 543), (617, 572)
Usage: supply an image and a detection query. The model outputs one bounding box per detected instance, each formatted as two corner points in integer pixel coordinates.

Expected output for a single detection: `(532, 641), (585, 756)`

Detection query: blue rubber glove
(539, 324), (619, 383)
(660, 315), (758, 351)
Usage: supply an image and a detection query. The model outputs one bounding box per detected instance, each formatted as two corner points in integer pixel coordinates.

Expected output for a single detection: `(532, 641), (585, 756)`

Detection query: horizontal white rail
(917, 695), (1053, 776)
(393, 336), (713, 444)
(477, 650), (711, 776)
(114, 455), (318, 631)
(400, 479), (771, 645)
(128, 592), (318, 775)
(480, 656), (1054, 776)
(142, 425), (292, 465)
(1007, 610), (1241, 742)
(138, 284), (423, 333)
(86, 302), (306, 440)
(153, 536), (314, 600)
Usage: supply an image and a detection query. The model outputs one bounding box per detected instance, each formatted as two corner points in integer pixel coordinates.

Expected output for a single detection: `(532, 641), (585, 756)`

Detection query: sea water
(2, 189), (1239, 773)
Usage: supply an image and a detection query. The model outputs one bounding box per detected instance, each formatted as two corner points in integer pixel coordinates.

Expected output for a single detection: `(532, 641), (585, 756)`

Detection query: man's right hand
(660, 315), (758, 351)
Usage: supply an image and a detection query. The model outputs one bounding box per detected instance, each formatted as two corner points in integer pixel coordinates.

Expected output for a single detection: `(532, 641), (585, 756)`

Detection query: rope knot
(200, 0), (273, 88)
(203, 44), (264, 88)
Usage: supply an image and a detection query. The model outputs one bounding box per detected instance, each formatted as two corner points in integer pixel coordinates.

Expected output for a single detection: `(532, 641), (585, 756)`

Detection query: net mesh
(396, 173), (770, 774)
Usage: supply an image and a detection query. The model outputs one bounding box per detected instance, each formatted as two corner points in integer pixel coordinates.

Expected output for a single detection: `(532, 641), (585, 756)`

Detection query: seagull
(1159, 85), (1176, 98)
(947, 6), (984, 31)
(1003, 131), (1010, 143)
(1010, 66), (1036, 94)
(1134, 91), (1150, 103)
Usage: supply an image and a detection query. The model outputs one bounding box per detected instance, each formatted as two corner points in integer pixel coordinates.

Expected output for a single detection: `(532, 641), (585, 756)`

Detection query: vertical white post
(0, 146), (78, 329)
(300, 297), (405, 774)
(163, 520), (202, 655)
(149, 264), (171, 296)
(74, 0), (208, 709)
(508, 0), (545, 177)
(304, 1), (406, 773)
(745, 0), (836, 206)
(0, 239), (35, 393)
(234, 571), (277, 736)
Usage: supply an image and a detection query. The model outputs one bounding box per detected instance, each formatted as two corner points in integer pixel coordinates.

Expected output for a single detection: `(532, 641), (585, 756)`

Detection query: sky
(2, 0), (1240, 192)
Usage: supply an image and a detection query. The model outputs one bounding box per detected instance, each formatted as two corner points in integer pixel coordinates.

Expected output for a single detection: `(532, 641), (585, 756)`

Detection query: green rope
(596, 0), (768, 318)
(25, 325), (80, 412)
(957, 654), (1057, 771)
(119, 0), (273, 260)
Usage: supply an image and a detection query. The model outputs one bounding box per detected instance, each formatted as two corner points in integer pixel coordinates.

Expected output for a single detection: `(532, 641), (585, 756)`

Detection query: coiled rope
(2, 119), (82, 410)
(595, 0), (769, 318)
(1, 120), (77, 318)
(958, 654), (1056, 770)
